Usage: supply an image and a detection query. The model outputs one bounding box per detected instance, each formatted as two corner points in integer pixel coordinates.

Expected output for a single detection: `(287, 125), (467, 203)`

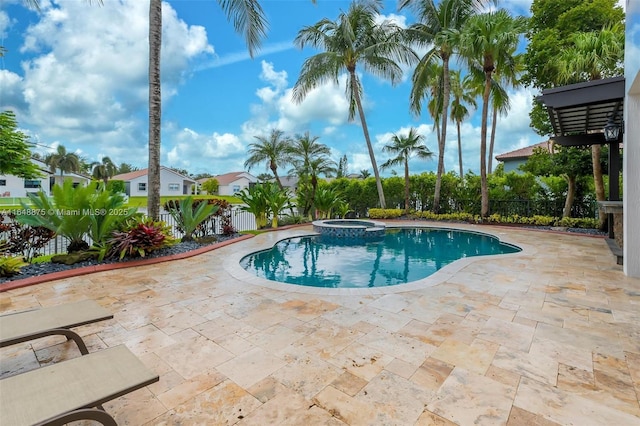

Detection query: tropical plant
(292, 0), (416, 209)
(459, 9), (527, 217)
(0, 243), (28, 277)
(245, 129), (293, 189)
(147, 0), (268, 220)
(400, 0), (492, 212)
(91, 156), (117, 186)
(0, 110), (42, 179)
(380, 128), (434, 214)
(237, 184), (271, 229)
(449, 71), (476, 178)
(108, 216), (176, 259)
(165, 196), (220, 241)
(314, 187), (345, 219)
(263, 184), (293, 228)
(288, 132), (336, 217)
(358, 169), (371, 179)
(0, 212), (55, 262)
(44, 145), (82, 182)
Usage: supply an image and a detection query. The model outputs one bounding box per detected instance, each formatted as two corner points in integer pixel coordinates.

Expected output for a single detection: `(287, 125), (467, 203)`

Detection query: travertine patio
(1, 222), (639, 425)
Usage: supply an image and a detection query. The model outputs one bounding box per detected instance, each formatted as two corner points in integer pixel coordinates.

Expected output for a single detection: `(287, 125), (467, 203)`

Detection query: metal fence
(1, 207), (259, 258)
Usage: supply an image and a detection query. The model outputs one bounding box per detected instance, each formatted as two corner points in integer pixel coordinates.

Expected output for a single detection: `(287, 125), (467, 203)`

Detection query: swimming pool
(240, 227), (521, 288)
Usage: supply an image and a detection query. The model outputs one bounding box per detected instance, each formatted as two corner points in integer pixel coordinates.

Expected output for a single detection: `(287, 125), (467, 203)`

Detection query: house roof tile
(495, 141), (551, 161)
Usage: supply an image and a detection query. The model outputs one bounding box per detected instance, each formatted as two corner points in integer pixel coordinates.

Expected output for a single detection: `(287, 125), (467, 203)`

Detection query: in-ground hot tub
(312, 219), (386, 239)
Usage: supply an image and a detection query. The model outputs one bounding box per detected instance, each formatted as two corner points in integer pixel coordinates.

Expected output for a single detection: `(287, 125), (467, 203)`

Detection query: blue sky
(0, 0), (623, 178)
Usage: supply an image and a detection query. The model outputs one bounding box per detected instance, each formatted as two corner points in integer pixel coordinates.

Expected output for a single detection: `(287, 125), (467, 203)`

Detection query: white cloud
(4, 0), (213, 165)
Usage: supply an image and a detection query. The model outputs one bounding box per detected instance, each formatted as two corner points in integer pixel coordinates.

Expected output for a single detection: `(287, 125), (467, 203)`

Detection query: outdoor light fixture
(604, 116), (621, 142)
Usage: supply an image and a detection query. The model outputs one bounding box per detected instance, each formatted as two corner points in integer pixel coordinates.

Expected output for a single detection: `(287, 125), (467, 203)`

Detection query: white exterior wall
(126, 169), (193, 197)
(0, 173), (49, 198)
(219, 177), (252, 196)
(624, 0), (640, 277)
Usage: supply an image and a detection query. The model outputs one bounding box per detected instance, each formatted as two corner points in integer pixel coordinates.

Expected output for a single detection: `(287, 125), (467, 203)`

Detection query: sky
(0, 0), (627, 179)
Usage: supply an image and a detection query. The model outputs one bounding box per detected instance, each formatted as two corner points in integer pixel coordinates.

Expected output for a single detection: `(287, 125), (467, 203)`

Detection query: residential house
(213, 172), (257, 196)
(494, 141), (551, 174)
(112, 167), (195, 197)
(0, 159), (52, 198)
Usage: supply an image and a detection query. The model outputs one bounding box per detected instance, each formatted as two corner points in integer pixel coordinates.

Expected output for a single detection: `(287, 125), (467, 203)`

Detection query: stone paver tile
(326, 342), (394, 381)
(427, 367), (516, 426)
(557, 363), (595, 393)
(492, 345), (558, 386)
(331, 371), (368, 396)
(0, 345), (38, 379)
(290, 323), (363, 360)
(398, 319), (436, 345)
(313, 386), (378, 426)
(244, 324), (307, 353)
(592, 352), (640, 416)
(235, 387), (310, 425)
(529, 336), (594, 372)
(270, 352), (343, 400)
(34, 333), (108, 367)
(400, 297), (447, 325)
(152, 308), (207, 335)
(156, 369), (226, 410)
(367, 293), (412, 313)
(194, 312), (259, 341)
(384, 358), (420, 379)
(277, 298), (340, 320)
(239, 300), (293, 330)
(514, 376), (640, 426)
(355, 370), (435, 425)
(155, 335), (234, 380)
(431, 337), (499, 375)
(150, 380), (262, 425)
(280, 405), (346, 425)
(357, 326), (436, 365)
(100, 323), (177, 356)
(506, 406), (561, 426)
(626, 351), (640, 393)
(247, 376), (291, 403)
(485, 365), (521, 389)
(415, 409), (458, 425)
(422, 313), (467, 345)
(358, 306), (412, 332)
(216, 346), (287, 389)
(104, 387), (166, 426)
(410, 357), (454, 392)
(477, 317), (535, 352)
(212, 333), (256, 355)
(534, 322), (625, 359)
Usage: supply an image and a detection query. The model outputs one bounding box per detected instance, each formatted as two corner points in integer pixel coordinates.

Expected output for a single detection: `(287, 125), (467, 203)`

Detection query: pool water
(240, 228), (521, 288)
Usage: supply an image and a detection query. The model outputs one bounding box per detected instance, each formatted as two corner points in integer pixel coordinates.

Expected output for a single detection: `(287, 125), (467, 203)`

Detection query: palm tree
(556, 23), (624, 228)
(244, 129), (293, 189)
(449, 70), (476, 178)
(91, 156), (117, 186)
(460, 9), (526, 217)
(147, 0), (268, 219)
(400, 0), (492, 212)
(292, 0), (416, 209)
(380, 128), (434, 214)
(44, 145), (82, 185)
(288, 132), (334, 217)
(359, 169), (371, 179)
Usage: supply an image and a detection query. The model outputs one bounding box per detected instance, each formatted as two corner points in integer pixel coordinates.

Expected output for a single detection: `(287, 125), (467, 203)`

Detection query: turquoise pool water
(240, 228), (521, 288)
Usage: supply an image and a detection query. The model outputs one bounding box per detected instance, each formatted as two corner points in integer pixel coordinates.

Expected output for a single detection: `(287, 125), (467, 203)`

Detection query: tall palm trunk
(480, 71), (492, 217)
(592, 145), (606, 228)
(456, 119), (463, 179)
(270, 163), (284, 190)
(488, 104), (498, 173)
(404, 159), (410, 214)
(433, 57), (451, 213)
(147, 0), (162, 220)
(350, 69), (386, 209)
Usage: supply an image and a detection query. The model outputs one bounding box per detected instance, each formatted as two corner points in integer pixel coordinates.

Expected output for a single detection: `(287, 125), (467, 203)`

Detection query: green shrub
(0, 255), (27, 277)
(555, 217), (598, 229)
(106, 180), (125, 194)
(368, 208), (403, 219)
(108, 217), (176, 259)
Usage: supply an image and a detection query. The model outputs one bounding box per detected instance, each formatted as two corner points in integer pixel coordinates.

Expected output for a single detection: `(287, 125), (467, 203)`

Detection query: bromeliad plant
(107, 217), (176, 259)
(237, 182), (293, 229)
(0, 242), (28, 277)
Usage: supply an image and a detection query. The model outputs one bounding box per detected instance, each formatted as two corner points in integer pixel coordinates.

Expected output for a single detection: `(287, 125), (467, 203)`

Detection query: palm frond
(218, 0), (268, 58)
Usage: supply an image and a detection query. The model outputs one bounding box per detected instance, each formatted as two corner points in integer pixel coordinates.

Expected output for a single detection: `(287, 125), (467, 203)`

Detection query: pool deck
(1, 222), (639, 425)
